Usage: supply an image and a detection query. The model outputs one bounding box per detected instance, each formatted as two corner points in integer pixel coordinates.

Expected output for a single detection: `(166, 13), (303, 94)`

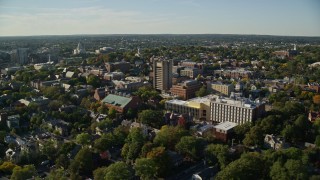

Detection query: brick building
(170, 80), (202, 100)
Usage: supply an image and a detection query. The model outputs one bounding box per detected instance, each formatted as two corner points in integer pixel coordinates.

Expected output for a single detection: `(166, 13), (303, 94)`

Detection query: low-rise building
(101, 94), (141, 113)
(18, 96), (49, 106)
(165, 95), (212, 121)
(105, 62), (131, 73)
(180, 68), (202, 78)
(208, 82), (234, 96)
(213, 121), (237, 142)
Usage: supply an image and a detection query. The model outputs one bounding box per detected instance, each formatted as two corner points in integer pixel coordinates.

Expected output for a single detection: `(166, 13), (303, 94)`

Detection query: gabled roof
(101, 94), (132, 108)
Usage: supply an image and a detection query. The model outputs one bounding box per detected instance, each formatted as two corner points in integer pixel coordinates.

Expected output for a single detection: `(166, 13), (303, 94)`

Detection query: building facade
(152, 57), (173, 91)
(210, 96), (265, 124)
(170, 80), (202, 100)
(208, 82), (234, 96)
(105, 62), (131, 73)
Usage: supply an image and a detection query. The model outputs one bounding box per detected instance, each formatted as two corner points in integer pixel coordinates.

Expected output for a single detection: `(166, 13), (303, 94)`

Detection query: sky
(0, 0), (319, 36)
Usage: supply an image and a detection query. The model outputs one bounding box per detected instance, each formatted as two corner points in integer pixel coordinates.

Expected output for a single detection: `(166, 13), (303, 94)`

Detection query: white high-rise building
(73, 42), (86, 55)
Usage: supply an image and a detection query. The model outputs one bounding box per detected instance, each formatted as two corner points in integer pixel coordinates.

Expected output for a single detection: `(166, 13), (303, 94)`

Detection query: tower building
(152, 57), (173, 91)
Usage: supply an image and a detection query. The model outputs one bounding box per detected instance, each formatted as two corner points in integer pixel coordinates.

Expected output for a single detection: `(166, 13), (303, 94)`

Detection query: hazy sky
(0, 0), (319, 36)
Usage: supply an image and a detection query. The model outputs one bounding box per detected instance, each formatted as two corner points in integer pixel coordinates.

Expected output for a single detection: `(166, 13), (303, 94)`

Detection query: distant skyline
(0, 0), (319, 37)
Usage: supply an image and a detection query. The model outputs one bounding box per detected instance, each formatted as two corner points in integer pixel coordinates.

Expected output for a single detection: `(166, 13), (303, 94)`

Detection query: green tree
(76, 133), (91, 146)
(41, 140), (57, 160)
(105, 162), (133, 180)
(205, 144), (229, 168)
(175, 136), (204, 160)
(147, 147), (172, 177)
(108, 108), (117, 119)
(243, 126), (264, 147)
(234, 123), (251, 141)
(215, 153), (267, 180)
(11, 165), (37, 180)
(153, 125), (189, 150)
(315, 135), (320, 147)
(134, 158), (158, 180)
(195, 85), (207, 97)
(0, 161), (18, 174)
(138, 110), (164, 128)
(73, 147), (93, 175)
(86, 74), (101, 88)
(270, 159), (308, 180)
(93, 167), (107, 180)
(46, 168), (68, 180)
(94, 133), (116, 152)
(121, 128), (146, 163)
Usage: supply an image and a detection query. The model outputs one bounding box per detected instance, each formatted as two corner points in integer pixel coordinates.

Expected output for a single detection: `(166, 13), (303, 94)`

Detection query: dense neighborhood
(0, 34), (320, 179)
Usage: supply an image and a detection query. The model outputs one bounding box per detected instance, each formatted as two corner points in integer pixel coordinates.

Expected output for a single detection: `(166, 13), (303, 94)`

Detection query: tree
(195, 85), (207, 97)
(73, 147), (93, 175)
(121, 128), (146, 163)
(147, 147), (172, 177)
(108, 108), (117, 119)
(153, 125), (189, 150)
(315, 135), (320, 147)
(0, 161), (18, 174)
(175, 136), (205, 160)
(46, 168), (68, 180)
(105, 162), (133, 180)
(76, 133), (91, 146)
(11, 165), (37, 180)
(94, 133), (115, 152)
(270, 159), (308, 180)
(86, 74), (101, 88)
(215, 153), (267, 180)
(134, 158), (158, 180)
(93, 167), (107, 180)
(243, 126), (264, 147)
(41, 140), (57, 160)
(138, 110), (164, 128)
(205, 144), (229, 168)
(234, 123), (251, 141)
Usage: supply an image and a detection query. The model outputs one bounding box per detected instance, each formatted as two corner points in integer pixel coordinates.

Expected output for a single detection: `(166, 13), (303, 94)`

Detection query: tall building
(152, 57), (173, 91)
(11, 48), (29, 65)
(73, 42), (86, 55)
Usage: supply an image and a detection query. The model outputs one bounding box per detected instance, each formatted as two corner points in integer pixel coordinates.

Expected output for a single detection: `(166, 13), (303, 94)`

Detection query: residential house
(264, 134), (289, 150)
(7, 114), (20, 129)
(308, 111), (320, 122)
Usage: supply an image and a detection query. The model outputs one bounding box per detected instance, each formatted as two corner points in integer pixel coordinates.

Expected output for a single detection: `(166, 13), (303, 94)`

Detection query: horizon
(1, 33), (320, 38)
(0, 0), (320, 37)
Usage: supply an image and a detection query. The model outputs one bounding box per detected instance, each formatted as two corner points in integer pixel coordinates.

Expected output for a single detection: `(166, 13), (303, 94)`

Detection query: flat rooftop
(214, 121), (238, 131)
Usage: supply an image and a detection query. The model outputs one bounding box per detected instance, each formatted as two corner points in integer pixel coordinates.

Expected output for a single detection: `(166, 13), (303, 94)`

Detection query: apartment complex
(152, 57), (173, 91)
(165, 94), (265, 124)
(208, 82), (234, 96)
(170, 80), (202, 100)
(165, 95), (213, 121)
(105, 62), (131, 73)
(214, 69), (254, 79)
(210, 96), (265, 124)
(180, 68), (202, 78)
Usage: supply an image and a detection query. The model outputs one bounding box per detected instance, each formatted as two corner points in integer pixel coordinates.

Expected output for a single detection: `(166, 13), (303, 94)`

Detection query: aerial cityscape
(0, 0), (320, 179)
